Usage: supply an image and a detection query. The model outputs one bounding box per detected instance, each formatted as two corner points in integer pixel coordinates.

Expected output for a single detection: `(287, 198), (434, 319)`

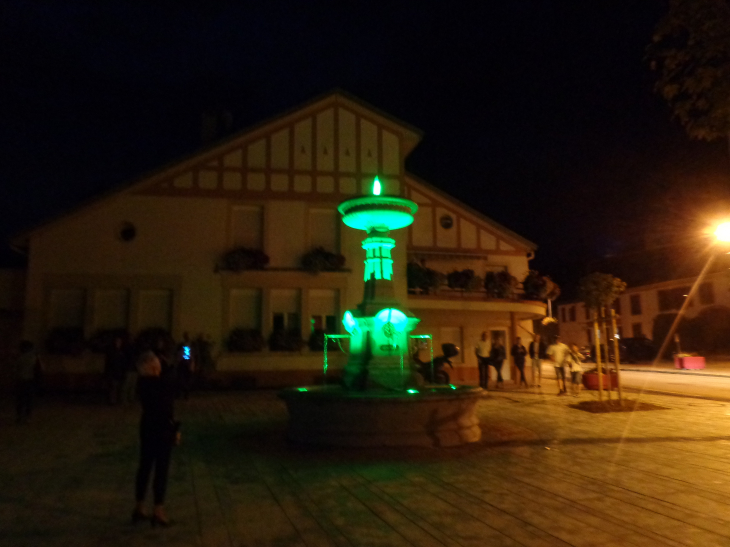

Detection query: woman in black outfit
(132, 350), (178, 527)
(489, 339), (506, 388)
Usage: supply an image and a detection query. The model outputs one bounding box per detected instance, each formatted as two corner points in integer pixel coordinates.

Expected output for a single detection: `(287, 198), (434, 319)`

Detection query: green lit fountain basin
(278, 385), (484, 448)
(338, 196), (418, 231)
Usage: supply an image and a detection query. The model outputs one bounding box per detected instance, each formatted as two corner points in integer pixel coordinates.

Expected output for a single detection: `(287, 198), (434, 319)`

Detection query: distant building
(12, 91), (545, 388)
(558, 246), (730, 352)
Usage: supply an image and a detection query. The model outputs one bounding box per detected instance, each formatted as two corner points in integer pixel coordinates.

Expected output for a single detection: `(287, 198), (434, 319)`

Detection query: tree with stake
(578, 273), (627, 403)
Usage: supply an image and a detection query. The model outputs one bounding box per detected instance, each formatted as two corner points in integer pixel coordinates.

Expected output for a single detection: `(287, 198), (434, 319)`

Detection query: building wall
(20, 93), (540, 387)
(558, 272), (730, 348)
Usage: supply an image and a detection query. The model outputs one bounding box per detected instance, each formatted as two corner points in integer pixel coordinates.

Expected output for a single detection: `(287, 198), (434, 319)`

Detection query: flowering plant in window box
(522, 270), (561, 301)
(269, 329), (305, 352)
(406, 261), (445, 294)
(446, 269), (483, 292)
(301, 247), (346, 274)
(484, 271), (519, 299)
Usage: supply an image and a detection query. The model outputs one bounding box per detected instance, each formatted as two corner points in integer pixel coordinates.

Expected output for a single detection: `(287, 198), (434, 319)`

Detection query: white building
(13, 91), (546, 388)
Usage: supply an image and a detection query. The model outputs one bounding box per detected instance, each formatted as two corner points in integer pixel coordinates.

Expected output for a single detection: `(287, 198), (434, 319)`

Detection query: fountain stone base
(279, 385), (484, 447)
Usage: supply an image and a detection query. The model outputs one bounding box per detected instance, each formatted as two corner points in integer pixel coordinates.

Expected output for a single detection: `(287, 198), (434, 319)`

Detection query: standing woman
(511, 337), (528, 388)
(132, 350), (179, 527)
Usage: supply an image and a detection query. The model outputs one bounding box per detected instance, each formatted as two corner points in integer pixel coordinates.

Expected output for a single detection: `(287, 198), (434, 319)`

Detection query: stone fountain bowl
(278, 385), (484, 448)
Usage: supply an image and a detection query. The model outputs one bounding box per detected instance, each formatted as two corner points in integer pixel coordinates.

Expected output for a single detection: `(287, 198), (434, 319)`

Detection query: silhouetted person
(489, 339), (506, 389)
(474, 331), (491, 389)
(133, 351), (179, 527)
(511, 337), (528, 387)
(14, 341), (41, 424)
(529, 335), (547, 387)
(175, 332), (195, 400)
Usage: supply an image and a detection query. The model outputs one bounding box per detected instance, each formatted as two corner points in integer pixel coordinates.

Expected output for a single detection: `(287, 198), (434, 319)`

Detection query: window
(613, 298), (621, 315)
(309, 289), (339, 334)
(585, 306), (591, 320)
(630, 294), (642, 315)
(657, 287), (690, 312)
(270, 289), (300, 334)
(699, 282), (715, 305)
(270, 289), (301, 351)
(569, 306), (576, 322)
(561, 307), (567, 322)
(632, 323), (643, 338)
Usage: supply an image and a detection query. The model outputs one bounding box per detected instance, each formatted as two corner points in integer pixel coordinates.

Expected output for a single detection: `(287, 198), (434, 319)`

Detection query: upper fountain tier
(338, 195), (418, 233)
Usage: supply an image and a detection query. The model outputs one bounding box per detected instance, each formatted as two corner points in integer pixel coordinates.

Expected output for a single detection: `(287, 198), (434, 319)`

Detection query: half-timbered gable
(15, 91), (544, 388)
(405, 175), (535, 281)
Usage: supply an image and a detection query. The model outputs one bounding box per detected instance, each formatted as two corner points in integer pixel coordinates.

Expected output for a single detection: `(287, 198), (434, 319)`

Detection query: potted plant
(484, 270), (519, 298)
(301, 247), (346, 274)
(216, 247), (269, 272)
(522, 270), (561, 301)
(269, 329), (305, 352)
(446, 269), (483, 292)
(407, 261), (445, 294)
(578, 272), (627, 394)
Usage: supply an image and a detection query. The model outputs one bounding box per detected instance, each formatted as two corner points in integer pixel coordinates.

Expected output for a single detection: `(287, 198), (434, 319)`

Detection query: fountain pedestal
(280, 181), (484, 447)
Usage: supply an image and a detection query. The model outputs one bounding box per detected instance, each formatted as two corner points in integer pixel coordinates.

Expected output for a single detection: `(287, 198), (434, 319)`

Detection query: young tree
(578, 272), (627, 312)
(647, 0), (730, 157)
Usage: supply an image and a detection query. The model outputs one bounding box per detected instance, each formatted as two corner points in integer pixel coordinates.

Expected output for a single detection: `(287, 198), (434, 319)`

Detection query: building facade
(558, 272), (727, 351)
(14, 92), (545, 388)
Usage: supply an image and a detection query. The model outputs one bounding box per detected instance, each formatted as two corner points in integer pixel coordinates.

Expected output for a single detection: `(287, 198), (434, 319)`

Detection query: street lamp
(714, 222), (730, 242)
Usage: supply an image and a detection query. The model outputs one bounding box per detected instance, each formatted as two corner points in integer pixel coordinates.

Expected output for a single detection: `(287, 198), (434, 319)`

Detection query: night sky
(3, 1), (729, 296)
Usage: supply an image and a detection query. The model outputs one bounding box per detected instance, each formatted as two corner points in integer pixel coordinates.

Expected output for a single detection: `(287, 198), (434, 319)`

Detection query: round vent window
(440, 215), (454, 229)
(118, 222), (136, 242)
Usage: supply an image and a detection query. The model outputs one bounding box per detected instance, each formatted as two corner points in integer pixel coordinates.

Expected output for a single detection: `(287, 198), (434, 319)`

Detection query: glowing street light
(715, 222), (730, 242)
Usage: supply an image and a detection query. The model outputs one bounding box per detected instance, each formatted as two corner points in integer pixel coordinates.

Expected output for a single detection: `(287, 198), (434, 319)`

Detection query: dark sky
(2, 1), (729, 293)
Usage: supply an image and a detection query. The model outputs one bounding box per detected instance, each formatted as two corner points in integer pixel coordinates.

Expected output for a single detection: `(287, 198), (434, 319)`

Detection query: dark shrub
(407, 262), (445, 293)
(269, 330), (304, 352)
(301, 247), (346, 273)
(227, 329), (264, 352)
(484, 271), (518, 298)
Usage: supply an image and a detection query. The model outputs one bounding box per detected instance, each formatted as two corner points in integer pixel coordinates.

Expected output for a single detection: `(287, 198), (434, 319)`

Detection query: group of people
(474, 332), (583, 396)
(105, 332), (197, 405)
(546, 335), (584, 396)
(12, 333), (195, 527)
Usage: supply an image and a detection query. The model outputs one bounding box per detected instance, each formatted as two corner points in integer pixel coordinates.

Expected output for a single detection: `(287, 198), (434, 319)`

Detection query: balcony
(407, 287), (547, 321)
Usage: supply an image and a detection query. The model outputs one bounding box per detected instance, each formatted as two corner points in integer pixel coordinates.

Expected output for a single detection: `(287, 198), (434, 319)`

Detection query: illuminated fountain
(279, 178), (484, 447)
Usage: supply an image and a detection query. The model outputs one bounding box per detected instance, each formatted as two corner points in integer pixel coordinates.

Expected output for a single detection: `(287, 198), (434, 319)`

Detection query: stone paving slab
(2, 387), (730, 546)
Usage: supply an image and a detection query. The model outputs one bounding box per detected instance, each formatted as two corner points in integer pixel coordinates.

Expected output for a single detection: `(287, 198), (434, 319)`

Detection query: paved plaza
(2, 383), (730, 547)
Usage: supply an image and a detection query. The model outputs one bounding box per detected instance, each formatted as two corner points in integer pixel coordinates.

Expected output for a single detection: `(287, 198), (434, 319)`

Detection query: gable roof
(405, 173), (537, 252)
(11, 91), (534, 256)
